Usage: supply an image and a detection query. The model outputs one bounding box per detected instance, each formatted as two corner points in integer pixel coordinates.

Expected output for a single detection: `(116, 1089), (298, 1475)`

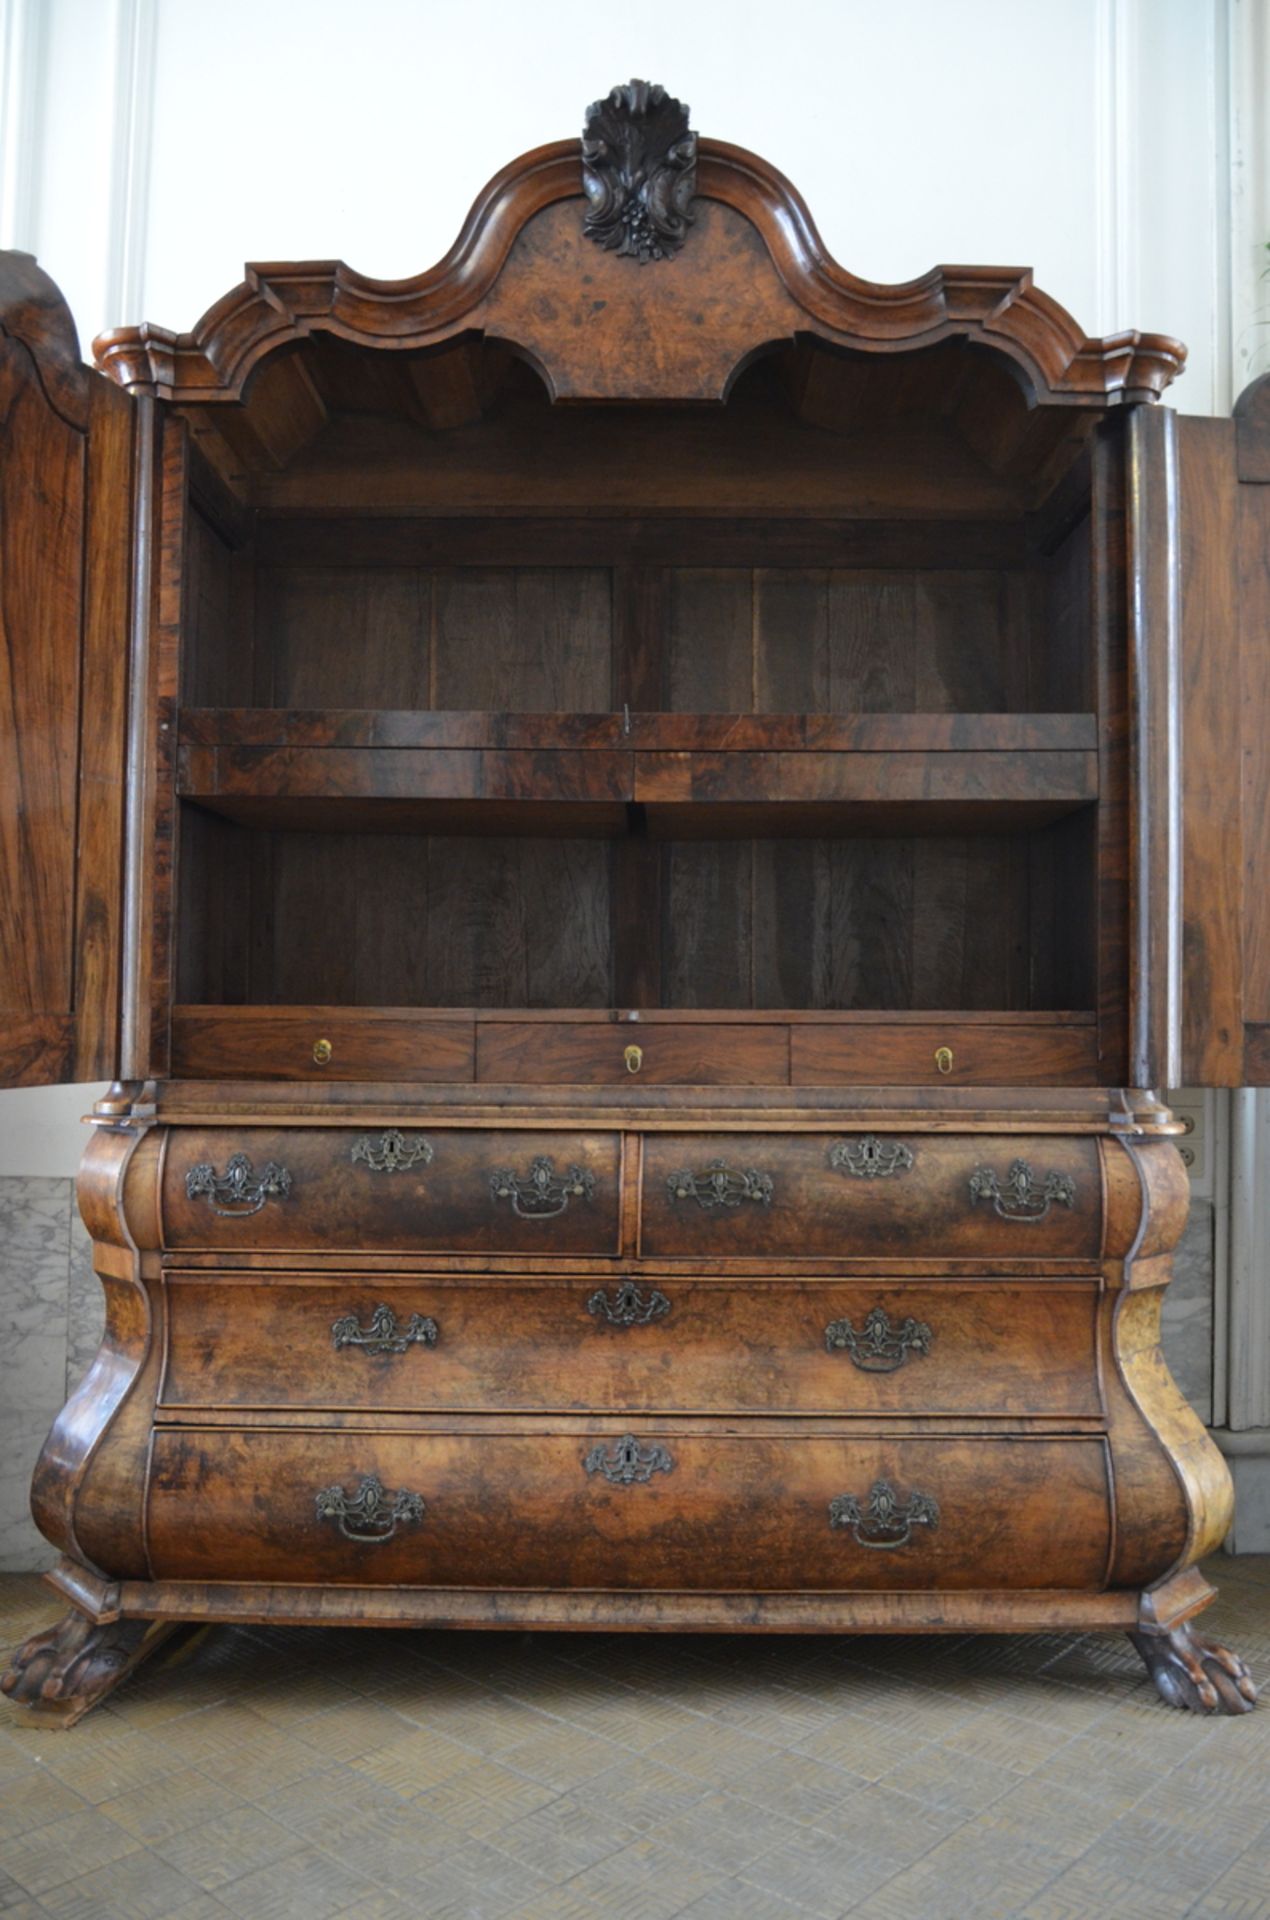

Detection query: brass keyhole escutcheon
(624, 1044), (644, 1074)
(313, 1038), (333, 1067)
(934, 1046), (953, 1076)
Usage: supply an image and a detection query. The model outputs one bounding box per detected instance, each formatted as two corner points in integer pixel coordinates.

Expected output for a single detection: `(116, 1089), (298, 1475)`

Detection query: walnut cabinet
(1, 83), (1264, 1721)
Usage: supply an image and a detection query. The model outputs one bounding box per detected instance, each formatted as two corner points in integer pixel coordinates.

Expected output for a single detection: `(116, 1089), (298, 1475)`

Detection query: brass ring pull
(313, 1037), (333, 1066)
(934, 1046), (953, 1075)
(624, 1044), (643, 1074)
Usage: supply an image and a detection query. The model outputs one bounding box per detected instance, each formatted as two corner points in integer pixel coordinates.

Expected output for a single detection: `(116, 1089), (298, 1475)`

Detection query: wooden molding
(92, 137), (1186, 408)
(0, 249), (88, 426)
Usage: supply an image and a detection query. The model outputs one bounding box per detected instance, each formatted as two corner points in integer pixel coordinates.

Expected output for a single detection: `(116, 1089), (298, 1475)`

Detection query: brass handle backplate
(184, 1153), (292, 1217)
(968, 1159), (1076, 1222)
(829, 1479), (939, 1550)
(490, 1156), (595, 1219)
(587, 1281), (671, 1327)
(583, 1434), (674, 1485)
(331, 1305), (439, 1356)
(351, 1130), (433, 1174)
(828, 1136), (914, 1179)
(825, 1307), (933, 1372)
(314, 1474), (425, 1543)
(666, 1162), (774, 1210)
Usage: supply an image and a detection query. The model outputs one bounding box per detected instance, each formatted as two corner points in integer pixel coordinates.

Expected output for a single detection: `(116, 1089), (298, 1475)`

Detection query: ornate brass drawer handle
(829, 1136), (915, 1179)
(587, 1281), (671, 1327)
(490, 1156), (595, 1220)
(314, 1474), (425, 1544)
(184, 1153), (292, 1217)
(351, 1130), (434, 1174)
(583, 1433), (674, 1485)
(331, 1305), (439, 1357)
(666, 1162), (774, 1210)
(825, 1307), (933, 1372)
(829, 1479), (940, 1550)
(969, 1158), (1076, 1222)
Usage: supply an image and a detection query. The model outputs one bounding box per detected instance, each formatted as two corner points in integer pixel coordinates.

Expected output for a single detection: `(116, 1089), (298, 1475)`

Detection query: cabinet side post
(1126, 405), (1182, 1091)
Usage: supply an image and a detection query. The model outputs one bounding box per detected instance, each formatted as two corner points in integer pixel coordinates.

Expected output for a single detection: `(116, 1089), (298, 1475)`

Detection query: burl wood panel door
(1179, 387), (1270, 1085)
(0, 254), (133, 1086)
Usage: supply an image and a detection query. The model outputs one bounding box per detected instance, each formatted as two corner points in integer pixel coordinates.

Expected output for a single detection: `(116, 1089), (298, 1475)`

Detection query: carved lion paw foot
(1, 1608), (173, 1726)
(1129, 1624), (1258, 1715)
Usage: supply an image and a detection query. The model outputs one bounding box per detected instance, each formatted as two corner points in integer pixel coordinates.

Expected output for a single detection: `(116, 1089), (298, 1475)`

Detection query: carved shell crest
(582, 79), (697, 263)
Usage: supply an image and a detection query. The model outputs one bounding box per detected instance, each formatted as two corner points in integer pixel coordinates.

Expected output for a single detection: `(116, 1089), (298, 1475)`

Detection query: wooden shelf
(181, 709), (1097, 752)
(178, 710), (1098, 836)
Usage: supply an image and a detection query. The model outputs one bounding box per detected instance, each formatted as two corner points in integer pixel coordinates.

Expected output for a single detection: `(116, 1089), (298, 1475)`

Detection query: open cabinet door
(1178, 380), (1270, 1086)
(0, 253), (133, 1087)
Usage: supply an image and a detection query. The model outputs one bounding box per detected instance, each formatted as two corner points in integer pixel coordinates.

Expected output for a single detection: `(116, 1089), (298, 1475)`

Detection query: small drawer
(160, 1274), (1102, 1419)
(789, 1021), (1098, 1087)
(640, 1132), (1102, 1260)
(145, 1427), (1112, 1592)
(171, 1006), (475, 1082)
(476, 1022), (789, 1085)
(162, 1128), (621, 1253)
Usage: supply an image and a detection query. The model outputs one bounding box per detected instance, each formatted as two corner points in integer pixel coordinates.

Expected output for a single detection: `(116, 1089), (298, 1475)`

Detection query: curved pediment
(93, 88), (1185, 410)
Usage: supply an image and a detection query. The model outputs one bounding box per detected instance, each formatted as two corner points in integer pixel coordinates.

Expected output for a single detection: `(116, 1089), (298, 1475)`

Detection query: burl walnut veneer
(1, 80), (1264, 1724)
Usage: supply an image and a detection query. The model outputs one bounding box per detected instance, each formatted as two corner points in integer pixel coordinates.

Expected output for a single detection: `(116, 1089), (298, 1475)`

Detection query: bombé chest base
(4, 1088), (1254, 1720)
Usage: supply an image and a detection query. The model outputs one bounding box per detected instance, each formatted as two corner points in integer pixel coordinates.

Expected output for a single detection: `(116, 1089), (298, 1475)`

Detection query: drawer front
(162, 1129), (621, 1253)
(789, 1023), (1098, 1087)
(161, 1274), (1102, 1418)
(170, 1007), (475, 1083)
(146, 1429), (1112, 1591)
(476, 1023), (788, 1085)
(640, 1133), (1102, 1260)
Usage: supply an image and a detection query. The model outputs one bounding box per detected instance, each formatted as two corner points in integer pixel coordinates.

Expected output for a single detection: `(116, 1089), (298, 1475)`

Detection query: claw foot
(1, 1607), (179, 1727)
(1129, 1623), (1257, 1715)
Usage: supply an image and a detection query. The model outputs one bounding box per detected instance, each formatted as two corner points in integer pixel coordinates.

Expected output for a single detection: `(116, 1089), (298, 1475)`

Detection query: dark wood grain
(179, 709), (1098, 752)
(789, 1020), (1098, 1086)
(476, 1021), (788, 1084)
(0, 333), (84, 1072)
(639, 1132), (1102, 1260)
(161, 1126), (623, 1254)
(1176, 417), (1243, 1083)
(1239, 478), (1270, 1042)
(254, 514), (1033, 572)
(1125, 406), (1181, 1090)
(93, 138), (1184, 407)
(145, 1426), (1113, 1592)
(169, 1006), (475, 1081)
(159, 1272), (1102, 1418)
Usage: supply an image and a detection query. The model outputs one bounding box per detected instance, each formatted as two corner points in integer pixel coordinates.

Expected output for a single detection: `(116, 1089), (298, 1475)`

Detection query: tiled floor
(0, 1563), (1267, 1920)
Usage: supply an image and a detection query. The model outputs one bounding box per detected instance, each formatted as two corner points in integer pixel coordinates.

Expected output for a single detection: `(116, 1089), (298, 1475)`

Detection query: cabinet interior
(170, 333), (1116, 1061)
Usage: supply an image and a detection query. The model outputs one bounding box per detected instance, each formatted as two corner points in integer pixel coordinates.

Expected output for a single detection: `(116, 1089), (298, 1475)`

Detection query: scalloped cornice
(92, 137), (1186, 407)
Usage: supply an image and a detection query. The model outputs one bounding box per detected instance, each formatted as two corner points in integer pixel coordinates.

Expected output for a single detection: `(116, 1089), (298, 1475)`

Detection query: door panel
(1178, 385), (1270, 1085)
(0, 253), (132, 1086)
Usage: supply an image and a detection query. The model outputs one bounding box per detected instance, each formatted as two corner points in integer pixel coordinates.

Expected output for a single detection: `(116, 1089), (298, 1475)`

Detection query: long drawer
(640, 1132), (1102, 1259)
(146, 1428), (1112, 1591)
(160, 1273), (1103, 1419)
(162, 1128), (621, 1253)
